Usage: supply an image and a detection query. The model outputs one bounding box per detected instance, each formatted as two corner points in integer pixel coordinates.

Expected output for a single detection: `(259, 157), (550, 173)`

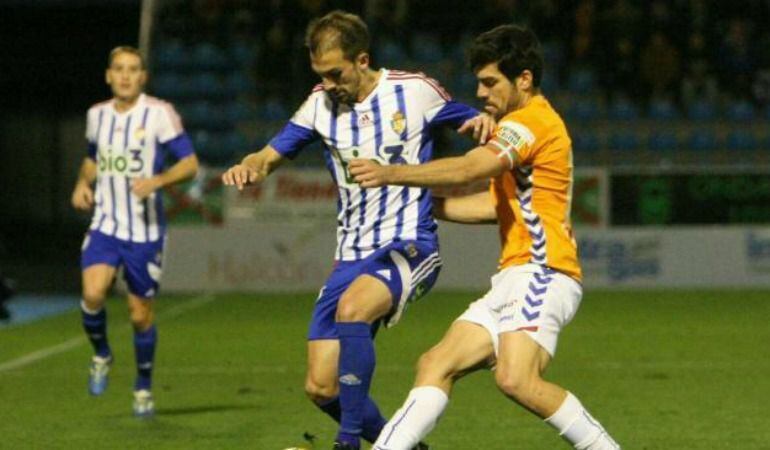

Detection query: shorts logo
(339, 374), (362, 386)
(405, 243), (418, 259)
(390, 111), (406, 135)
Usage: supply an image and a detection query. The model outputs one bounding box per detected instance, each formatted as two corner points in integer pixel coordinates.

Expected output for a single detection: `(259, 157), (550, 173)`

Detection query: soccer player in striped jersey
(222, 11), (492, 450)
(351, 25), (620, 449)
(70, 46), (198, 417)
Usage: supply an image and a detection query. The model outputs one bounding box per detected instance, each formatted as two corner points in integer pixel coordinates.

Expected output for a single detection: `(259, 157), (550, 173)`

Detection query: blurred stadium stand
(144, 0), (770, 168)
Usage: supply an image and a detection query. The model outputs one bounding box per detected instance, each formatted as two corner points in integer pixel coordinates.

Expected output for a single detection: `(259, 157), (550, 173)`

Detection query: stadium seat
(726, 130), (758, 151)
(648, 98), (679, 121)
(686, 100), (717, 121)
(608, 129), (640, 152)
(566, 96), (602, 122)
(566, 68), (596, 94)
(224, 100), (257, 123)
(647, 130), (678, 152)
(184, 101), (229, 130)
(607, 96), (640, 121)
(412, 33), (444, 63)
(375, 39), (408, 67)
(151, 72), (189, 100)
(571, 130), (601, 153)
(686, 129), (719, 152)
(153, 41), (190, 70)
(228, 40), (258, 68)
(191, 42), (231, 71)
(257, 98), (288, 121)
(725, 100), (755, 122)
(223, 71), (253, 96)
(190, 72), (227, 99)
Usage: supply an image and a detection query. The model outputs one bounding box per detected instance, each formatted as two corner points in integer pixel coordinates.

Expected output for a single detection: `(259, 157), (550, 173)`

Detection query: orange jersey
(486, 95), (581, 281)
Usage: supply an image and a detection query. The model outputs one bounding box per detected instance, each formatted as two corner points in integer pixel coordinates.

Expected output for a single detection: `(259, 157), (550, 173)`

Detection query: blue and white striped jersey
(85, 93), (194, 242)
(270, 69), (478, 261)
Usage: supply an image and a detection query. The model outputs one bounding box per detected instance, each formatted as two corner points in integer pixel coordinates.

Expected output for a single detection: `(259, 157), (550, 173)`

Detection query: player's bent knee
(304, 379), (338, 403)
(415, 350), (454, 383)
(495, 369), (540, 402)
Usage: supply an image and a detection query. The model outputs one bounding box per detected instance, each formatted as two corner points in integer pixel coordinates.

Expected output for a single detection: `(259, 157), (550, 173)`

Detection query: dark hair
(468, 25), (543, 87)
(108, 46), (145, 69)
(305, 10), (370, 61)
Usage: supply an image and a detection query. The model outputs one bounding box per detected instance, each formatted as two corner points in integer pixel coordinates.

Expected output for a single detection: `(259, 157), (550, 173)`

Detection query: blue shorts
(80, 230), (165, 299)
(308, 240), (441, 340)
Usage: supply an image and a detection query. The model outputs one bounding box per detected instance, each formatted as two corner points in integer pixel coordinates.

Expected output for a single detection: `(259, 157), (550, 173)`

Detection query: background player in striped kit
(222, 10), (493, 450)
(70, 46), (198, 417)
(351, 25), (620, 450)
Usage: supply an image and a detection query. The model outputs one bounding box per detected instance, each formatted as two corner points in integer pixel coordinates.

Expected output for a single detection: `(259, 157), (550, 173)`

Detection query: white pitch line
(0, 293), (216, 373)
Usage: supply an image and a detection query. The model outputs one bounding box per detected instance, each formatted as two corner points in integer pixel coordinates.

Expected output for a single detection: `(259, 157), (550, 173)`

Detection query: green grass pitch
(1, 290), (768, 449)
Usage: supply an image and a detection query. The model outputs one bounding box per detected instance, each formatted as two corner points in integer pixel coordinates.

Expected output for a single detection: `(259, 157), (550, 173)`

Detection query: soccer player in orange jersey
(350, 25), (620, 449)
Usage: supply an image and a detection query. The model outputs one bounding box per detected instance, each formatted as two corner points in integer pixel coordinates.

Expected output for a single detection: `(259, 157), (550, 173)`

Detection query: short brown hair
(108, 46), (146, 69)
(304, 10), (370, 61)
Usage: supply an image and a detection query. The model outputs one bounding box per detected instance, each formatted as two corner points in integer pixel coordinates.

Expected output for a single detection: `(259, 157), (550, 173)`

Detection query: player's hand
(71, 182), (94, 211)
(458, 113), (496, 144)
(131, 177), (163, 199)
(349, 159), (391, 188)
(221, 164), (264, 191)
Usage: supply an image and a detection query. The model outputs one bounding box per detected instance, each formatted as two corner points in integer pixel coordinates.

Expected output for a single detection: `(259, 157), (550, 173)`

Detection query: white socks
(546, 392), (620, 449)
(373, 386), (449, 450)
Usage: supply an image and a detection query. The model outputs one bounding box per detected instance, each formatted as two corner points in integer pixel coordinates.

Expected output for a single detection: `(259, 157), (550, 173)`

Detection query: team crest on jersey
(134, 127), (146, 142)
(405, 243), (418, 258)
(390, 111), (406, 134)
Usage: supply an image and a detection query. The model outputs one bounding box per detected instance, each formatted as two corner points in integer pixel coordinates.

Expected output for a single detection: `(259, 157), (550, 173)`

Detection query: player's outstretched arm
(434, 191), (497, 224)
(222, 145), (284, 191)
(350, 145), (507, 188)
(132, 154), (199, 199)
(71, 158), (97, 211)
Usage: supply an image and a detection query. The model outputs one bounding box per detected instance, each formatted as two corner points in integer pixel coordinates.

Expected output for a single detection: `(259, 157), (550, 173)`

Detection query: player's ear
(517, 70), (533, 92)
(356, 52), (370, 71)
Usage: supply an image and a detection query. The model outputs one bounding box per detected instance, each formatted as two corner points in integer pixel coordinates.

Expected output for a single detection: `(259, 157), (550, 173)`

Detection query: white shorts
(456, 264), (582, 357)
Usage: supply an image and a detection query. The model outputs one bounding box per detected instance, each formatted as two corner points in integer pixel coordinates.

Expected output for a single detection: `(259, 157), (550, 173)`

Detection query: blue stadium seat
(223, 71), (253, 96)
(686, 100), (717, 121)
(412, 33), (444, 63)
(256, 98), (289, 121)
(607, 97), (639, 121)
(647, 131), (678, 152)
(153, 41), (190, 70)
(229, 40), (258, 68)
(220, 130), (249, 160)
(151, 72), (189, 100)
(571, 130), (601, 153)
(184, 101), (229, 130)
(540, 72), (559, 93)
(375, 39), (408, 67)
(566, 97), (601, 122)
(224, 101), (257, 123)
(566, 68), (596, 94)
(725, 100), (755, 122)
(608, 129), (640, 151)
(648, 98), (679, 121)
(686, 129), (719, 152)
(726, 130), (758, 151)
(190, 72), (227, 99)
(191, 42), (231, 71)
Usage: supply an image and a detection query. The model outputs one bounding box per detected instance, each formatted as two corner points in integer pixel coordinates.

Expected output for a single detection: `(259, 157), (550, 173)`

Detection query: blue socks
(133, 325), (157, 391)
(318, 395), (387, 443)
(336, 321), (377, 448)
(81, 301), (110, 358)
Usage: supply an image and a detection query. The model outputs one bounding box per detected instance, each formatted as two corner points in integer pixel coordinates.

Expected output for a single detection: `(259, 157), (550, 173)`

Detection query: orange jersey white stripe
(486, 95), (581, 281)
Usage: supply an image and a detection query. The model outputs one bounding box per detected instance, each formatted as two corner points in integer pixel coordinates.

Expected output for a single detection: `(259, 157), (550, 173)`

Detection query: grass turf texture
(0, 290), (768, 449)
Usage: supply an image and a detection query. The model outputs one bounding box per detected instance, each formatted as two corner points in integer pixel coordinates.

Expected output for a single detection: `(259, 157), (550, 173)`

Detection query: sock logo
(339, 374), (362, 386)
